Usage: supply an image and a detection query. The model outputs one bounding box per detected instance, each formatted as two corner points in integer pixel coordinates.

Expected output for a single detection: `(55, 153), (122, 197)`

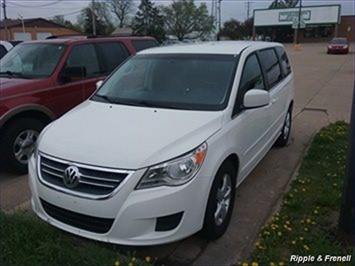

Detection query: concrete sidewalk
(1, 43), (354, 265)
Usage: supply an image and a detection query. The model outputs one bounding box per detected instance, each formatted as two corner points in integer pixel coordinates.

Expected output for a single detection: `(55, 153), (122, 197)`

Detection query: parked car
(0, 40), (14, 59)
(327, 37), (349, 54)
(0, 36), (158, 174)
(29, 41), (294, 245)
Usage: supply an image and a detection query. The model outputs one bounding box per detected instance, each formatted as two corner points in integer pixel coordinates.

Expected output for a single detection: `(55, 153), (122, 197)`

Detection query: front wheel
(1, 118), (45, 174)
(274, 107), (292, 147)
(201, 161), (236, 240)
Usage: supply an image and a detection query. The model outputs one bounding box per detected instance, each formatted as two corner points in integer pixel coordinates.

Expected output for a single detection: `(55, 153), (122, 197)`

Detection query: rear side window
(132, 40), (158, 52)
(275, 47), (291, 77)
(0, 45), (7, 59)
(258, 49), (282, 89)
(97, 42), (130, 73)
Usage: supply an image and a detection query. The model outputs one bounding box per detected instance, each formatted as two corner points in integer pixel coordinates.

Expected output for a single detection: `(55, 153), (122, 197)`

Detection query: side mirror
(244, 89), (270, 109)
(96, 80), (104, 89)
(62, 66), (87, 81)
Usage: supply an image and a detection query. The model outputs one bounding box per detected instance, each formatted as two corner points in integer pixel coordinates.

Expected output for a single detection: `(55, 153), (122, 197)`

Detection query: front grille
(39, 154), (130, 197)
(40, 199), (114, 234)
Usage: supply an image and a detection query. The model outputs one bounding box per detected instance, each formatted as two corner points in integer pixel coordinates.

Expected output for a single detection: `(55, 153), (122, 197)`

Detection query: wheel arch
(0, 104), (55, 129)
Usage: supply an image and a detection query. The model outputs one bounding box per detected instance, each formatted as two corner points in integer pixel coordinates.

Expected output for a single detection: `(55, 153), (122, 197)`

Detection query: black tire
(274, 106), (292, 147)
(1, 118), (45, 174)
(201, 161), (236, 240)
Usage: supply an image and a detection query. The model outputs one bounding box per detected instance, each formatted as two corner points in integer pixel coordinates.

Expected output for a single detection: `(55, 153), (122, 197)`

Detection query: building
(0, 18), (81, 41)
(253, 5), (354, 43)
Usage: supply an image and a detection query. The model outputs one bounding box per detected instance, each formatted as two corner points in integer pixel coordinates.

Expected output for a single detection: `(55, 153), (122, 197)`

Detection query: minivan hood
(39, 101), (223, 169)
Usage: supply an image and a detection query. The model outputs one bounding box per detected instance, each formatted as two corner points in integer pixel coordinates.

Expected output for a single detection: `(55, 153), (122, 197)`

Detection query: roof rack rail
(46, 34), (88, 39)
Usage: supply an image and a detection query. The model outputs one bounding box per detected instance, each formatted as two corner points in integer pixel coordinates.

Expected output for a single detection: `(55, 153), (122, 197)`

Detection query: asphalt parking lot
(1, 42), (354, 264)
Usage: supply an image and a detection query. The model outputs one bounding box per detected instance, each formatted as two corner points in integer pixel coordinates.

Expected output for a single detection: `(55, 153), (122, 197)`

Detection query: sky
(3, 0), (355, 24)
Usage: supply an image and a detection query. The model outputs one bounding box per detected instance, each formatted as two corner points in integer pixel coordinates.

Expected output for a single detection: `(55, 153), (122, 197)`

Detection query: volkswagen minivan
(29, 41), (294, 245)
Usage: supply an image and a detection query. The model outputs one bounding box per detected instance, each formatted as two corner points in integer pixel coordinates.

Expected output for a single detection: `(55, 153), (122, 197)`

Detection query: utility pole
(1, 0), (9, 40)
(338, 82), (355, 244)
(245, 1), (253, 20)
(91, 0), (96, 35)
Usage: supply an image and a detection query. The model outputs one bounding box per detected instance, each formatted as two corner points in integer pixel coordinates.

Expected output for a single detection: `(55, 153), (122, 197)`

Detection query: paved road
(1, 43), (354, 264)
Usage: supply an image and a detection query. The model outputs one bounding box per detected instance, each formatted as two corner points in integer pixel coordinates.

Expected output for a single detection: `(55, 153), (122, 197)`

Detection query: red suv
(0, 36), (158, 174)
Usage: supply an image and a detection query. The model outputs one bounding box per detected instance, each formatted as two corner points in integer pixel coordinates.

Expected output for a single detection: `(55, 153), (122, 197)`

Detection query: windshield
(330, 38), (347, 44)
(0, 43), (66, 78)
(92, 54), (238, 111)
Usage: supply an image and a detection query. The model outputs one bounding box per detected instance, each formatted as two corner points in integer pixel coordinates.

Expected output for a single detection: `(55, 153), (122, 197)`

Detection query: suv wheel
(1, 118), (45, 174)
(274, 106), (292, 147)
(201, 161), (236, 239)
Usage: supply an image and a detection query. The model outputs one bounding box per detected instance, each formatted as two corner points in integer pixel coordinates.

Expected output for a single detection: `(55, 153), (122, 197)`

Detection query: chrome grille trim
(38, 152), (134, 200)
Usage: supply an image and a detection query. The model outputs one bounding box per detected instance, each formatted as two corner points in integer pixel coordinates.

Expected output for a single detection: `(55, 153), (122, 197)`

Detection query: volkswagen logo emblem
(63, 166), (81, 188)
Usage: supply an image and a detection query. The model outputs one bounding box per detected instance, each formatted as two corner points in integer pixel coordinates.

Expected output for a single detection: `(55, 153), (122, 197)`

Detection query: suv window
(66, 44), (100, 77)
(97, 42), (130, 73)
(258, 48), (281, 89)
(275, 47), (291, 77)
(234, 53), (265, 115)
(132, 40), (159, 52)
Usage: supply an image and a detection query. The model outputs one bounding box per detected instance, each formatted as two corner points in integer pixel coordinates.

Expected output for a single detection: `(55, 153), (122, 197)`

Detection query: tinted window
(92, 54), (237, 111)
(234, 53), (265, 114)
(330, 38), (348, 44)
(132, 40), (159, 52)
(0, 45), (7, 59)
(66, 44), (100, 77)
(97, 42), (130, 73)
(275, 47), (291, 77)
(259, 49), (282, 89)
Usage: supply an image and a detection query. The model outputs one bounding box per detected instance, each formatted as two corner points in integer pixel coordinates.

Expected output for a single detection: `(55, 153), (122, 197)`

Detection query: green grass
(243, 121), (354, 266)
(0, 211), (153, 266)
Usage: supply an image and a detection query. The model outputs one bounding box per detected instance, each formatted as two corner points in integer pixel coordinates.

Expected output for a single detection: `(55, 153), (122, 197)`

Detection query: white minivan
(29, 41), (294, 245)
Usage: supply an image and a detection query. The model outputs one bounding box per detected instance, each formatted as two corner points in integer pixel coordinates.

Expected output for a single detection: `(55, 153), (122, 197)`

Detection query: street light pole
(91, 0), (96, 35)
(2, 0), (9, 40)
(19, 14), (25, 34)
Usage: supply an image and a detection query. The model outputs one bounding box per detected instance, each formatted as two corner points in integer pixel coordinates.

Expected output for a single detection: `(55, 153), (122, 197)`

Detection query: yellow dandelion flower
(311, 221), (316, 225)
(291, 240), (296, 245)
(131, 257), (136, 262)
(252, 262), (259, 266)
(279, 262), (285, 266)
(242, 262), (249, 266)
(145, 256), (151, 263)
(285, 221), (290, 225)
(129, 263), (133, 266)
(287, 227), (292, 231)
(314, 210), (319, 214)
(299, 236), (304, 241)
(304, 227), (309, 232)
(277, 232), (282, 237)
(302, 188), (306, 192)
(255, 241), (260, 246)
(275, 217), (279, 221)
(270, 262), (276, 266)
(306, 219), (311, 224)
(303, 245), (310, 251)
(114, 261), (120, 266)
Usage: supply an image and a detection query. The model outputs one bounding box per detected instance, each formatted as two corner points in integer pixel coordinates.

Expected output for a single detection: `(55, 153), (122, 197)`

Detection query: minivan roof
(139, 41), (283, 55)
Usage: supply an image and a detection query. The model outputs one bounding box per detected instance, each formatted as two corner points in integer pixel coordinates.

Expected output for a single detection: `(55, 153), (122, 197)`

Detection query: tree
(110, 0), (135, 28)
(219, 17), (253, 40)
(50, 15), (82, 33)
(269, 0), (299, 9)
(132, 0), (166, 43)
(161, 0), (214, 41)
(77, 2), (115, 35)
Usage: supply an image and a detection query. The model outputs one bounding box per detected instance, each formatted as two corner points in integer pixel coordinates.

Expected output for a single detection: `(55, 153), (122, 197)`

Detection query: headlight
(343, 45), (348, 49)
(328, 45), (332, 49)
(136, 143), (207, 189)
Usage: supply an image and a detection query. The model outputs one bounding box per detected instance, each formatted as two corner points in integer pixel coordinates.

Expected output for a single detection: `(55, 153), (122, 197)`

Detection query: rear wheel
(274, 106), (292, 147)
(1, 118), (45, 174)
(201, 161), (236, 239)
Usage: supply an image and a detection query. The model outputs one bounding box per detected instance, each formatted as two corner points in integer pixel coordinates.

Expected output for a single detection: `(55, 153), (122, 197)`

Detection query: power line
(7, 0), (63, 8)
(46, 9), (82, 19)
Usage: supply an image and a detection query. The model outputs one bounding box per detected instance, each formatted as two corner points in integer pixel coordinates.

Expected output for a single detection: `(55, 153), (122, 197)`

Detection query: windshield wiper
(91, 94), (115, 104)
(0, 71), (32, 79)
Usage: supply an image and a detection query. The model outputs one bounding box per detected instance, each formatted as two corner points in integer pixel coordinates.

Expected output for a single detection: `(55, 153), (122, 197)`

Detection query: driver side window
(233, 53), (265, 116)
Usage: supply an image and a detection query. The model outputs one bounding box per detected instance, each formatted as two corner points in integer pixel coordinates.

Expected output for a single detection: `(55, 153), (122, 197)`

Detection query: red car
(0, 36), (158, 173)
(327, 37), (349, 54)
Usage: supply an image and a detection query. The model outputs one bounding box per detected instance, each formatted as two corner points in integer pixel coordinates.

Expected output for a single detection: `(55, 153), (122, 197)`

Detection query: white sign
(254, 5), (340, 27)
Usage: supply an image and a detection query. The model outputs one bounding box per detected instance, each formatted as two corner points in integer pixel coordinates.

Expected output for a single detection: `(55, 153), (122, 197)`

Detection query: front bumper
(29, 155), (210, 245)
